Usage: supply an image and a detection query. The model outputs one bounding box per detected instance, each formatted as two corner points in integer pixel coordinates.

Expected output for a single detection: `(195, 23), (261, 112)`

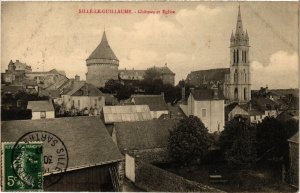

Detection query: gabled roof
(157, 66), (175, 75)
(114, 119), (177, 151)
(1, 85), (24, 94)
(63, 81), (103, 97)
(23, 79), (38, 86)
(27, 100), (54, 112)
(87, 31), (119, 61)
(132, 94), (168, 111)
(1, 116), (123, 171)
(288, 132), (299, 144)
(103, 105), (152, 124)
(190, 88), (225, 101)
(39, 89), (61, 98)
(186, 68), (230, 86)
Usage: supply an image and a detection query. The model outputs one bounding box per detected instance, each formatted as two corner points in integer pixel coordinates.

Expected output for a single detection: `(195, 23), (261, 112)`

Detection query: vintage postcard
(1, 1), (299, 192)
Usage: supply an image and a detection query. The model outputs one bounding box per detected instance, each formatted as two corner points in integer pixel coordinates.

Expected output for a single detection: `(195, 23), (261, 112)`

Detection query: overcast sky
(2, 2), (298, 89)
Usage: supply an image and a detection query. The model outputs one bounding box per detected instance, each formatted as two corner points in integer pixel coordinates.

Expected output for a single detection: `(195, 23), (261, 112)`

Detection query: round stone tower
(86, 31), (119, 88)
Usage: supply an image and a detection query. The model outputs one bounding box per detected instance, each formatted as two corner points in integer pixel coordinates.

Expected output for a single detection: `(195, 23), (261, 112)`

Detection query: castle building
(186, 6), (251, 104)
(86, 31), (119, 88)
(119, 64), (176, 86)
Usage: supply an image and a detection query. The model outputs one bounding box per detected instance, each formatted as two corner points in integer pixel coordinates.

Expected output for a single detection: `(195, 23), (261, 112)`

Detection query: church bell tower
(228, 6), (251, 103)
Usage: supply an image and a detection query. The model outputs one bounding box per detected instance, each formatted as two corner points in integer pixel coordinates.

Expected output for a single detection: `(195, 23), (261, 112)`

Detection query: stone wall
(86, 64), (118, 88)
(134, 159), (224, 192)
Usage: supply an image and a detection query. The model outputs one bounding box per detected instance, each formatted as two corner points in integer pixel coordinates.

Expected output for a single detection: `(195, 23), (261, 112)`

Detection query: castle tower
(86, 31), (119, 88)
(228, 6), (251, 103)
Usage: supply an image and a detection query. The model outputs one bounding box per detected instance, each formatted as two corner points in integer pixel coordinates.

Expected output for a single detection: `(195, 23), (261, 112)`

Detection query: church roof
(87, 31), (119, 61)
(190, 88), (225, 101)
(186, 68), (229, 86)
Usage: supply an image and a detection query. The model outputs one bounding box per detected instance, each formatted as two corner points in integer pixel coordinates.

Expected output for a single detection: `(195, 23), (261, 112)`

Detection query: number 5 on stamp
(2, 142), (43, 191)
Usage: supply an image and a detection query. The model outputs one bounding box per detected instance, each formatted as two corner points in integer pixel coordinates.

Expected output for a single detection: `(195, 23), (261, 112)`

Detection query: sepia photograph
(1, 1), (299, 192)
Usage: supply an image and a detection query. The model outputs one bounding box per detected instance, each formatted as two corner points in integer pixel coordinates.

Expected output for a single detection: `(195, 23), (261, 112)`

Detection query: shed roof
(27, 100), (54, 112)
(1, 116), (123, 171)
(114, 119), (177, 151)
(103, 105), (152, 124)
(132, 95), (168, 111)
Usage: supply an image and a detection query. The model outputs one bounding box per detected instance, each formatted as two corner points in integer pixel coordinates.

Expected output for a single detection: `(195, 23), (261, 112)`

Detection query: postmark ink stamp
(11, 130), (69, 189)
(2, 142), (43, 191)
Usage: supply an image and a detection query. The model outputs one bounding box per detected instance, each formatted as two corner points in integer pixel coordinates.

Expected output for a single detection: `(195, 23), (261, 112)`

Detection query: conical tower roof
(87, 31), (119, 61)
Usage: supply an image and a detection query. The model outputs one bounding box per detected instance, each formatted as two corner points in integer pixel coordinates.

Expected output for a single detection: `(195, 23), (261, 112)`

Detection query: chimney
(212, 86), (219, 100)
(181, 87), (186, 100)
(75, 75), (80, 81)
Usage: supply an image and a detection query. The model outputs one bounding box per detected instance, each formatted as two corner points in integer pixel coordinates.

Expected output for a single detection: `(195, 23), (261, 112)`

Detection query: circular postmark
(11, 131), (69, 188)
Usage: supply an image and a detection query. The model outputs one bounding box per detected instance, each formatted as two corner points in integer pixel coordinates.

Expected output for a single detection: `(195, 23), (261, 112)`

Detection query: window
(78, 100), (80, 109)
(234, 69), (238, 83)
(202, 108), (207, 118)
(244, 87), (247, 100)
(234, 88), (238, 101)
(40, 111), (46, 119)
(233, 50), (236, 64)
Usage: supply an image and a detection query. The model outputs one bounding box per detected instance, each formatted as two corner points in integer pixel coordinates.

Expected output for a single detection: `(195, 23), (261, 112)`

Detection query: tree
(116, 84), (134, 101)
(103, 79), (122, 93)
(143, 67), (161, 81)
(219, 117), (257, 165)
(168, 116), (211, 165)
(256, 117), (297, 160)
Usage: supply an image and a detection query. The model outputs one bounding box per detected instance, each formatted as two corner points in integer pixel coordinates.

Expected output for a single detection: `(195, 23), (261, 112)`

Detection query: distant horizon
(2, 2), (298, 90)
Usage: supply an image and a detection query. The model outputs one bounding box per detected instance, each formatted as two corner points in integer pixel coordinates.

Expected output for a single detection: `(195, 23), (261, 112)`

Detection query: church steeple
(231, 6), (249, 46)
(235, 5), (244, 36)
(227, 5), (251, 104)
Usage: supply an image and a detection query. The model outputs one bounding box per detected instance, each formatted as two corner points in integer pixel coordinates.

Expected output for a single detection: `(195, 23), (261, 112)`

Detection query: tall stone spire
(235, 5), (244, 37)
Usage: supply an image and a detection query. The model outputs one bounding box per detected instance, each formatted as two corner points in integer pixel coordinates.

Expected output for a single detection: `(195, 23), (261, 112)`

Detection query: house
(251, 97), (278, 117)
(27, 100), (55, 120)
(61, 80), (105, 115)
(227, 104), (249, 121)
(131, 94), (169, 119)
(23, 79), (39, 94)
(113, 119), (177, 163)
(187, 87), (225, 133)
(1, 116), (124, 191)
(287, 132), (299, 188)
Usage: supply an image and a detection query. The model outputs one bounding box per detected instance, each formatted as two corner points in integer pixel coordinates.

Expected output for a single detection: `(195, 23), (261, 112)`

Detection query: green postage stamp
(2, 142), (43, 191)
